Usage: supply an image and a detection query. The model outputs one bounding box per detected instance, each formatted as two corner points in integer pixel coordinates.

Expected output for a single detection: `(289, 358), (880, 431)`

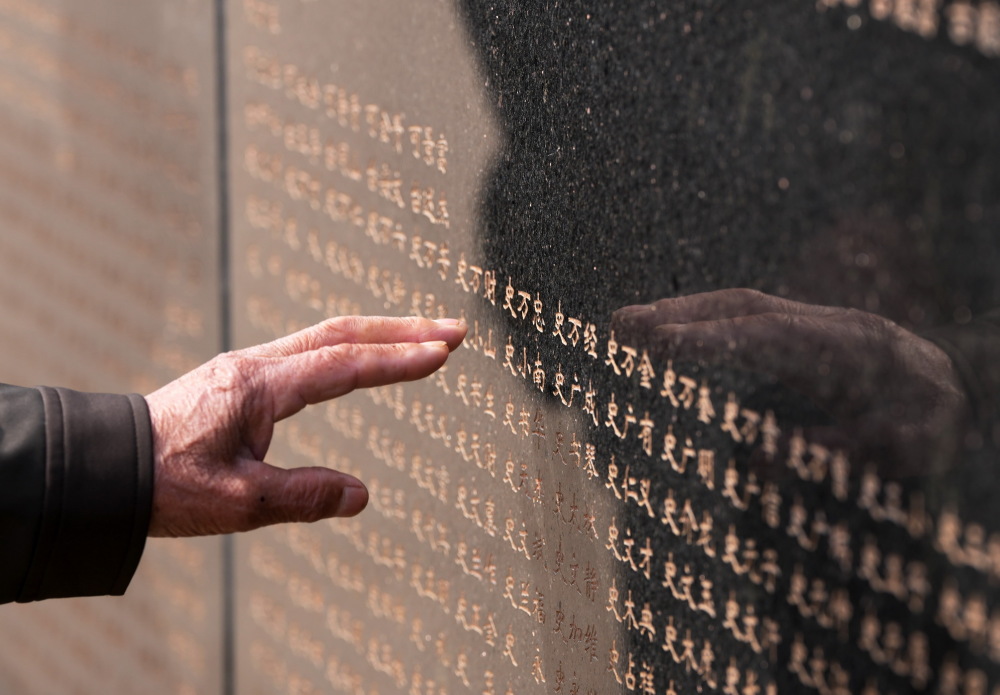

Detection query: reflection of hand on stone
(613, 289), (969, 475)
(145, 316), (467, 537)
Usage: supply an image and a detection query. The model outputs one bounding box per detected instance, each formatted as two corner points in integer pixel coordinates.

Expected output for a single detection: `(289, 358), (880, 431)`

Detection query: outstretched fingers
(651, 310), (882, 405)
(246, 315), (467, 358)
(267, 340), (455, 421)
(613, 289), (842, 330)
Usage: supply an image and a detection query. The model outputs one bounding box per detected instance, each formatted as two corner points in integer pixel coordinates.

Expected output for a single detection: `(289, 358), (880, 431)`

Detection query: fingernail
(616, 305), (657, 317)
(434, 318), (464, 326)
(337, 485), (368, 517)
(616, 305), (648, 315)
(422, 340), (450, 351)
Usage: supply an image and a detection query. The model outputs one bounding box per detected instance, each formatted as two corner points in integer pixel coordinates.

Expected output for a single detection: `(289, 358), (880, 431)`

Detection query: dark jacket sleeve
(0, 384), (153, 604)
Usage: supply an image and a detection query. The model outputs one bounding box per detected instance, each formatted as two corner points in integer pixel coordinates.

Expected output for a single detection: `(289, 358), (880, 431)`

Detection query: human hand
(613, 289), (969, 475)
(145, 316), (467, 537)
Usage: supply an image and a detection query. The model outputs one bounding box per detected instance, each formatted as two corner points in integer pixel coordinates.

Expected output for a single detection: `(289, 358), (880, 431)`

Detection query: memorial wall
(2, 0), (1000, 693)
(0, 0), (224, 693)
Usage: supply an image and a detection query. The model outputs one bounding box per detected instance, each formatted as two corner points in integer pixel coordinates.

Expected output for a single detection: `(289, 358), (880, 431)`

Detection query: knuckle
(250, 475), (333, 527)
(832, 309), (899, 361)
(319, 343), (358, 367)
(314, 346), (362, 390)
(282, 334), (311, 355)
(324, 314), (360, 334)
(757, 311), (796, 336)
(375, 315), (424, 334)
(726, 287), (767, 305)
(207, 352), (256, 394)
(383, 341), (414, 356)
(296, 487), (333, 523)
(843, 307), (889, 336)
(335, 314), (399, 333)
(298, 317), (348, 349)
(329, 341), (405, 361)
(778, 313), (800, 334)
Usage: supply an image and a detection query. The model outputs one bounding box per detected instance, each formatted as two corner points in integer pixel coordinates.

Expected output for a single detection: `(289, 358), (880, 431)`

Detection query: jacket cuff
(18, 387), (153, 602)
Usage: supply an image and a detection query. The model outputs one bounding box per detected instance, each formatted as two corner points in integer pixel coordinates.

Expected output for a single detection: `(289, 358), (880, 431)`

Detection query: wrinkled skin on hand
(146, 316), (467, 537)
(613, 289), (969, 477)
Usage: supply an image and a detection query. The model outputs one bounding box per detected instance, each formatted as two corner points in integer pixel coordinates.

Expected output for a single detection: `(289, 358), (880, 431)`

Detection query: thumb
(245, 461), (369, 529)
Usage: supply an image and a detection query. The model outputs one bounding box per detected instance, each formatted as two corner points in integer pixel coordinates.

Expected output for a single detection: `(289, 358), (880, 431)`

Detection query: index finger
(614, 289), (842, 328)
(652, 310), (888, 409)
(266, 340), (455, 421)
(245, 315), (467, 358)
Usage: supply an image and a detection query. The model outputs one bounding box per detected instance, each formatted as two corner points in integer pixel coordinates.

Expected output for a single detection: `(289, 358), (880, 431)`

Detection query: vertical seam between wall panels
(212, 0), (234, 693)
